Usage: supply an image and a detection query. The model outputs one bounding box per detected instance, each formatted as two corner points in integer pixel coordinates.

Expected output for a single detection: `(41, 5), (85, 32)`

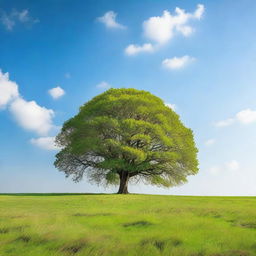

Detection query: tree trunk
(117, 171), (129, 194)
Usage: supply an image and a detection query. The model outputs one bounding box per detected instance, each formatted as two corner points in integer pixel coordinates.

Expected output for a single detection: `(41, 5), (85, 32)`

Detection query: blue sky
(1, 0), (256, 195)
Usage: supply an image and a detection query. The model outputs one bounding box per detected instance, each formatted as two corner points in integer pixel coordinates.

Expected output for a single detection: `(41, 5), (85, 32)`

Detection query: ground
(0, 194), (255, 256)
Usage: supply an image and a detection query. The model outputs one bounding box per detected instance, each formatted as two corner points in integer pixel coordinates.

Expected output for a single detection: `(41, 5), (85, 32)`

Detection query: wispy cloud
(97, 11), (125, 29)
(208, 166), (221, 175)
(225, 160), (240, 171)
(65, 72), (71, 79)
(209, 160), (240, 175)
(96, 81), (111, 90)
(215, 118), (235, 127)
(0, 9), (39, 31)
(205, 139), (215, 146)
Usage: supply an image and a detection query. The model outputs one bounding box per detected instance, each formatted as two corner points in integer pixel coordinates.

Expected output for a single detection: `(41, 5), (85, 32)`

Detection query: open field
(0, 194), (255, 256)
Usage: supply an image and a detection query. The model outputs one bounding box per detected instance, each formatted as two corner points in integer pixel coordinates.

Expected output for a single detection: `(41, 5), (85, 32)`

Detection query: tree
(54, 88), (198, 194)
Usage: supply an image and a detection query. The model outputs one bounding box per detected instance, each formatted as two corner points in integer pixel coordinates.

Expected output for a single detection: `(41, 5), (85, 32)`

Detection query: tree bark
(117, 171), (129, 194)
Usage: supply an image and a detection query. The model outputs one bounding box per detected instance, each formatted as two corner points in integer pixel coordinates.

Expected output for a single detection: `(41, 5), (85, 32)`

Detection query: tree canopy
(54, 88), (198, 193)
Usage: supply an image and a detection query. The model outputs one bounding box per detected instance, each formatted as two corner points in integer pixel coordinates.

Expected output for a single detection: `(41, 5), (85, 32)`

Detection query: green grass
(0, 194), (255, 256)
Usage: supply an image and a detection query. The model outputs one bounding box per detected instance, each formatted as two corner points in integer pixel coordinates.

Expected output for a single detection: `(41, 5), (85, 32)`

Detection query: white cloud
(194, 4), (205, 19)
(236, 109), (256, 124)
(0, 70), (19, 108)
(96, 81), (111, 89)
(0, 9), (39, 31)
(225, 160), (240, 171)
(0, 70), (58, 150)
(15, 9), (32, 23)
(125, 4), (204, 55)
(1, 13), (15, 30)
(48, 86), (65, 99)
(143, 4), (204, 45)
(215, 118), (235, 127)
(162, 56), (195, 70)
(9, 97), (54, 136)
(215, 108), (256, 128)
(209, 160), (240, 175)
(97, 11), (125, 29)
(165, 103), (176, 111)
(125, 43), (154, 56)
(205, 139), (215, 146)
(30, 136), (60, 151)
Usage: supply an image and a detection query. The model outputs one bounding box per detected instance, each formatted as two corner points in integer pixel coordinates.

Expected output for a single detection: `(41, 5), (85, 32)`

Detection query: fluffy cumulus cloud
(0, 70), (57, 150)
(0, 70), (19, 108)
(236, 109), (256, 124)
(165, 103), (177, 111)
(143, 5), (204, 44)
(9, 97), (55, 136)
(97, 11), (125, 29)
(30, 137), (60, 151)
(96, 81), (111, 89)
(48, 86), (65, 99)
(162, 56), (195, 70)
(125, 43), (154, 56)
(0, 9), (39, 31)
(125, 4), (204, 55)
(215, 108), (256, 127)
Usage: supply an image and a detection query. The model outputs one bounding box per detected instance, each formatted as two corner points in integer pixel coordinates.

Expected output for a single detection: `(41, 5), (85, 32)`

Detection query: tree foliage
(55, 88), (198, 193)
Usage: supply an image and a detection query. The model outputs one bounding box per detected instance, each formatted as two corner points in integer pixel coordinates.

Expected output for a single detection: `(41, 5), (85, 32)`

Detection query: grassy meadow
(0, 194), (255, 256)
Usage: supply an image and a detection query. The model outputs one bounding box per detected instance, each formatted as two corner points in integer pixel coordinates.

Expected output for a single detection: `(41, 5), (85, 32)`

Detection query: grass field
(0, 194), (255, 256)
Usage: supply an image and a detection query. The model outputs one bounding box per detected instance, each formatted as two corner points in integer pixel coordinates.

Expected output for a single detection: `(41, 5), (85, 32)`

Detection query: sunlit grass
(0, 194), (255, 256)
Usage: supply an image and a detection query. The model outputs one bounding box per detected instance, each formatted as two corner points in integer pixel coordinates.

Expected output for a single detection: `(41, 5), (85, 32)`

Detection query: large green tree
(55, 88), (198, 194)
